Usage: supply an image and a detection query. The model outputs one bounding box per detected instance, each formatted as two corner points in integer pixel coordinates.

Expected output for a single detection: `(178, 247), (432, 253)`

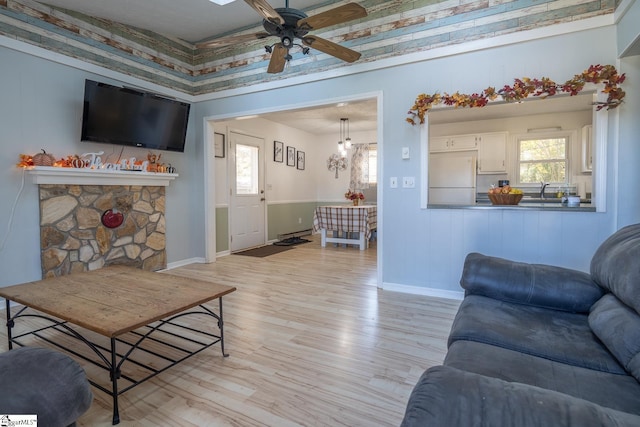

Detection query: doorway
(203, 92), (383, 289)
(229, 131), (266, 252)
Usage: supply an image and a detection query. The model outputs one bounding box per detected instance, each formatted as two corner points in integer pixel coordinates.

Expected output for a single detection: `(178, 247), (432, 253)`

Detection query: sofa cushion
(448, 295), (625, 374)
(445, 340), (640, 415)
(401, 365), (640, 427)
(460, 252), (604, 313)
(590, 293), (640, 382)
(590, 223), (640, 314)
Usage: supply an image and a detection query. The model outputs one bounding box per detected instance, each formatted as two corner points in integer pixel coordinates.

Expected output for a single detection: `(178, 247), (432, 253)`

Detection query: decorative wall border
(0, 0), (619, 96)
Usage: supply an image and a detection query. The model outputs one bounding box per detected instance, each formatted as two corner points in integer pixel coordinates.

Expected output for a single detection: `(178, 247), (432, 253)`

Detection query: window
(350, 143), (377, 188)
(367, 144), (377, 184)
(517, 134), (569, 184)
(235, 144), (259, 194)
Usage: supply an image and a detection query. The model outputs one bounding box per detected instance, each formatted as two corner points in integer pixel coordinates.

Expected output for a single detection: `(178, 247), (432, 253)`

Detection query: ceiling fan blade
(302, 36), (361, 63)
(267, 43), (287, 74)
(297, 3), (367, 31)
(196, 32), (271, 49)
(244, 0), (284, 25)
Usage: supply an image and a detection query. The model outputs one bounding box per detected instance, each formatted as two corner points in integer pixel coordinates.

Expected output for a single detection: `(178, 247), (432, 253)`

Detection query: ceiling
(41, 0), (338, 43)
(36, 1), (597, 135)
(257, 99), (377, 135)
(39, 0), (377, 134)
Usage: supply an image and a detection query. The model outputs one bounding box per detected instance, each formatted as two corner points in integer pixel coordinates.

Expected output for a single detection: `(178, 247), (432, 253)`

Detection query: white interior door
(230, 131), (265, 251)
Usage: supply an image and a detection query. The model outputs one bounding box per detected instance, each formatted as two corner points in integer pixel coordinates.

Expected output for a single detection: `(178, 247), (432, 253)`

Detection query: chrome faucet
(539, 182), (548, 199)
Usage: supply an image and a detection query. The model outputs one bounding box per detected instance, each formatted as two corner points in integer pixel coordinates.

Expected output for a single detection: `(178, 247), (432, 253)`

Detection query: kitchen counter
(429, 202), (596, 212)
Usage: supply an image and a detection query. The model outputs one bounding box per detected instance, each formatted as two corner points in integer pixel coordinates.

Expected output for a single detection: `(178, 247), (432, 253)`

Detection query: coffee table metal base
(4, 299), (228, 425)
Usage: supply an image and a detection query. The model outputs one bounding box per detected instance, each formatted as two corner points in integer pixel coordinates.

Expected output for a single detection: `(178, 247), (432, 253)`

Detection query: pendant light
(337, 118), (345, 155)
(344, 118), (352, 150)
(337, 118), (350, 155)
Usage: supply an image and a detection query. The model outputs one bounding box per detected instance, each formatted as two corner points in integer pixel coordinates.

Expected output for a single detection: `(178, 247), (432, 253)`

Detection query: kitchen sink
(520, 197), (562, 203)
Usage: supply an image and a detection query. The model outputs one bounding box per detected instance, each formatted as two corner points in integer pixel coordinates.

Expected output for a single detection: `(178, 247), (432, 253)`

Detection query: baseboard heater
(274, 229), (312, 246)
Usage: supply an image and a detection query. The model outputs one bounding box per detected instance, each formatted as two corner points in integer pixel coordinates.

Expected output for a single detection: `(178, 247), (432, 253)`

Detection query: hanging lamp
(344, 118), (352, 150)
(338, 118), (350, 155)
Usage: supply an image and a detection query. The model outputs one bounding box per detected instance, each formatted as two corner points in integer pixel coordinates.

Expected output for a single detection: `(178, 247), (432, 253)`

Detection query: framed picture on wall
(297, 151), (305, 170)
(214, 133), (225, 158)
(287, 146), (296, 166)
(274, 141), (284, 162)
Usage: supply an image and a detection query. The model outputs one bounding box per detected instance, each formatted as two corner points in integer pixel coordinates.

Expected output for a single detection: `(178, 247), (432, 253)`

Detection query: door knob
(260, 198), (265, 201)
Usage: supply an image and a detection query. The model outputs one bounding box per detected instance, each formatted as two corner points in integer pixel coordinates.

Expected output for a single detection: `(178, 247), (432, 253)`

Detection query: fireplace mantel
(27, 167), (178, 186)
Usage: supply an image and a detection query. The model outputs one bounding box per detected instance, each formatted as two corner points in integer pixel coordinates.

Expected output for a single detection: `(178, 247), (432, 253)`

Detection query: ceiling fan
(196, 0), (367, 73)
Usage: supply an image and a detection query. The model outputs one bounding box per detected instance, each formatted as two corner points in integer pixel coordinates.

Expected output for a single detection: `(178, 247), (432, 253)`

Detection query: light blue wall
(617, 54), (640, 227)
(0, 45), (199, 288)
(1, 24), (639, 295)
(194, 25), (639, 293)
(617, 0), (640, 56)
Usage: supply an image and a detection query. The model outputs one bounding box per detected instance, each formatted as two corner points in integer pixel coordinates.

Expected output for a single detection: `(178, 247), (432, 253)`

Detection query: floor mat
(235, 245), (294, 257)
(273, 237), (311, 246)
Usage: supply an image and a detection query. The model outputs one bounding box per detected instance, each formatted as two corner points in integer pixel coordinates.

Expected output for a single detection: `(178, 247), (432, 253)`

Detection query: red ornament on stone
(101, 209), (124, 228)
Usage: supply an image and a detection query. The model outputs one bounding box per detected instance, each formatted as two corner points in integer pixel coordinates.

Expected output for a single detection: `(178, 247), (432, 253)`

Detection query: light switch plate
(402, 176), (415, 188)
(402, 147), (410, 159)
(390, 177), (398, 188)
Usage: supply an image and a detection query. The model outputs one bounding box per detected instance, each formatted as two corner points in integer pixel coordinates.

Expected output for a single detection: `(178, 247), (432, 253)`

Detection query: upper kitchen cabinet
(478, 132), (507, 174)
(430, 134), (478, 152)
(430, 131), (506, 172)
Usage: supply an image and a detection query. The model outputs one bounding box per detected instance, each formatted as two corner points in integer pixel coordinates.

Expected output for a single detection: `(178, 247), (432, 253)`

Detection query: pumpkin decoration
(32, 149), (56, 167)
(71, 155), (89, 168)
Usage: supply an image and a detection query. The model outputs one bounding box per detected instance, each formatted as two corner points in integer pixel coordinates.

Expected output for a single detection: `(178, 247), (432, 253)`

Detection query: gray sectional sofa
(401, 223), (640, 427)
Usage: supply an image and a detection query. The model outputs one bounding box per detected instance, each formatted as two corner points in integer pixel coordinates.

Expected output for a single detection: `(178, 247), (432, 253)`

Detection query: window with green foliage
(517, 135), (568, 184)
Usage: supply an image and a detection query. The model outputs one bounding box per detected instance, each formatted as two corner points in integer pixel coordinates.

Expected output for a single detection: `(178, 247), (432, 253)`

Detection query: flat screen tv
(81, 79), (190, 152)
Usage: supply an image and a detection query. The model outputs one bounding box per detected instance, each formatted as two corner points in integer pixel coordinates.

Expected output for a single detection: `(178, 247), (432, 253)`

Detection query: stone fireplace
(30, 168), (177, 278)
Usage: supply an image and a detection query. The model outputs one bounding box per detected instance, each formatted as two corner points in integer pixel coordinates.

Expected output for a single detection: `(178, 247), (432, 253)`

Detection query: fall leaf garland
(406, 64), (626, 125)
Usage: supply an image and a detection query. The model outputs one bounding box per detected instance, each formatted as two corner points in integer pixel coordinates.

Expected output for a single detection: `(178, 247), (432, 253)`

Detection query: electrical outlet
(298, 217), (302, 224)
(390, 177), (398, 188)
(402, 177), (415, 188)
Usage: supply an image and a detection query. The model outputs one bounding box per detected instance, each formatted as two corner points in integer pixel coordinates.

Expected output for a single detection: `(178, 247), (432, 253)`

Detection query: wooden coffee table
(0, 265), (236, 425)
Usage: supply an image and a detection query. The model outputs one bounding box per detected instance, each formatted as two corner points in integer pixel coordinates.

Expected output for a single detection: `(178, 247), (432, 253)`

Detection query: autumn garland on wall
(406, 64), (626, 125)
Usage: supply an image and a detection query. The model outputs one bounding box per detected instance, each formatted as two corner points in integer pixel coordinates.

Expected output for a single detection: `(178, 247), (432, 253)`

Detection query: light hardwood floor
(1, 235), (461, 426)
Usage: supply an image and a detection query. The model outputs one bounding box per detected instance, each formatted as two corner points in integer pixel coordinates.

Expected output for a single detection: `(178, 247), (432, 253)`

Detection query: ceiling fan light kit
(197, 0), (367, 74)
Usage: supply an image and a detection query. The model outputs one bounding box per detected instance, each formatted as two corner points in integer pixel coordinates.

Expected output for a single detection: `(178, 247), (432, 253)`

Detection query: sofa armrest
(401, 365), (640, 427)
(460, 252), (605, 312)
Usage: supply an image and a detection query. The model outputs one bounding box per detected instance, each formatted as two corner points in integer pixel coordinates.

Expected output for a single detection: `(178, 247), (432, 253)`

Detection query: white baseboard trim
(166, 257), (206, 270)
(381, 282), (464, 301)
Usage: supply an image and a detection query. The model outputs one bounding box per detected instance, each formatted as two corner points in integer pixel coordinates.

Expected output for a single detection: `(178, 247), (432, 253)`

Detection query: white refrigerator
(429, 154), (477, 205)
